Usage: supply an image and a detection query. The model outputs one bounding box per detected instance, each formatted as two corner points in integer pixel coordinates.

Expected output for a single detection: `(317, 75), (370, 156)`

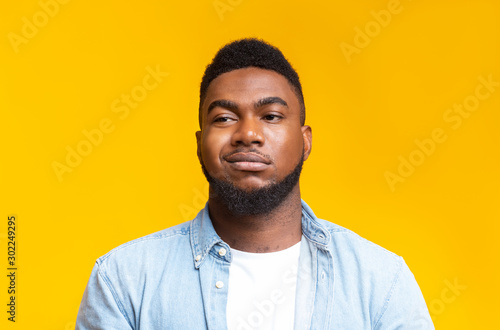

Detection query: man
(76, 38), (434, 329)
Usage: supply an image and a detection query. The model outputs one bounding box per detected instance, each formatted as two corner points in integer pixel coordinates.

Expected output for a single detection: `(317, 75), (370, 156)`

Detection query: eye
(213, 116), (236, 123)
(263, 114), (283, 122)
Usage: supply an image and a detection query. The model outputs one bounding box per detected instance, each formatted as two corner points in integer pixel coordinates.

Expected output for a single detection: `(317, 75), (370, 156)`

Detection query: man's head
(196, 39), (312, 215)
(199, 38), (306, 128)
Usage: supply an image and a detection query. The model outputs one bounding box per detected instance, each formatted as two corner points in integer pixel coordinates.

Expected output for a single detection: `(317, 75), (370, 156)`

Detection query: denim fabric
(76, 200), (434, 329)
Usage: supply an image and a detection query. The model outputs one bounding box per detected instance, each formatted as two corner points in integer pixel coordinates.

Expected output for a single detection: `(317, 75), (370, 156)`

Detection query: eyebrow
(207, 99), (238, 114)
(254, 96), (288, 109)
(207, 96), (288, 115)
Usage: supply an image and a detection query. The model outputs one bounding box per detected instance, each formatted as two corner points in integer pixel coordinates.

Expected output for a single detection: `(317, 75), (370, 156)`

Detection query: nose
(231, 116), (264, 147)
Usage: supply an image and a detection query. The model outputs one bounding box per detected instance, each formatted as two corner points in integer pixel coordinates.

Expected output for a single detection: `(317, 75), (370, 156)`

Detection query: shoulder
(315, 217), (405, 289)
(301, 200), (401, 267)
(316, 217), (401, 261)
(79, 221), (202, 327)
(95, 221), (193, 272)
(314, 218), (419, 321)
(314, 220), (431, 328)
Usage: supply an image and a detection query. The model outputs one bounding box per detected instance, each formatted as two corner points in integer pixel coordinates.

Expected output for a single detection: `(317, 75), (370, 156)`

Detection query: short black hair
(198, 38), (305, 128)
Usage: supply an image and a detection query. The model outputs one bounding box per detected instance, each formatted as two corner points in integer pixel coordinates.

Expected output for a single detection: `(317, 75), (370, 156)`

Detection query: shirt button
(321, 271), (326, 281)
(215, 281), (224, 289)
(195, 255), (201, 262)
(219, 248), (227, 256)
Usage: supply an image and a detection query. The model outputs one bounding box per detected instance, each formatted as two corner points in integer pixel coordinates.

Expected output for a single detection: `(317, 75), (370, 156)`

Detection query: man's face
(196, 67), (312, 212)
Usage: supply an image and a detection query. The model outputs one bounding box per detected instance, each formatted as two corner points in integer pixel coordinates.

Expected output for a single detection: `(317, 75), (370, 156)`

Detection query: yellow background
(1, 0), (499, 328)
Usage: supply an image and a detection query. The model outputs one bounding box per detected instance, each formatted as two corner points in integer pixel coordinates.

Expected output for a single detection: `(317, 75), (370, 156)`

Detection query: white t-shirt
(226, 238), (302, 330)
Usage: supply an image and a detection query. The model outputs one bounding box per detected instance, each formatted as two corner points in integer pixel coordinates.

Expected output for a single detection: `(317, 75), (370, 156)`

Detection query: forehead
(201, 67), (300, 110)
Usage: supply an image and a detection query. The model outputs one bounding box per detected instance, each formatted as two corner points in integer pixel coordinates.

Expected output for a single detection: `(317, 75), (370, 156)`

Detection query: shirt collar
(300, 199), (331, 248)
(189, 199), (331, 268)
(189, 203), (222, 269)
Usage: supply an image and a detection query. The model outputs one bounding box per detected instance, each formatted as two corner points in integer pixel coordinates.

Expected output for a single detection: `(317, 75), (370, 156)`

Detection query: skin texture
(196, 67), (312, 252)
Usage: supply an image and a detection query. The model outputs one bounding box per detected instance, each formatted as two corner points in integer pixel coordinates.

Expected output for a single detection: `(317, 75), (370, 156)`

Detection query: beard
(201, 153), (304, 216)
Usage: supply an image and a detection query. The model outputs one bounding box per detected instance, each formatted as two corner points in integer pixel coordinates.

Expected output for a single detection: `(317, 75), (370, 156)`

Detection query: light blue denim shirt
(76, 200), (434, 329)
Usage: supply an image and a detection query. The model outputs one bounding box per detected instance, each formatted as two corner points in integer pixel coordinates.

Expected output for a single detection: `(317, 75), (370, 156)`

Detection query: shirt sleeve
(374, 257), (435, 329)
(76, 261), (133, 330)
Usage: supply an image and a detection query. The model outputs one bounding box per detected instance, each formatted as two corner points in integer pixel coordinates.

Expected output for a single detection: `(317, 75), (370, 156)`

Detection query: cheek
(201, 130), (227, 168)
(269, 128), (304, 171)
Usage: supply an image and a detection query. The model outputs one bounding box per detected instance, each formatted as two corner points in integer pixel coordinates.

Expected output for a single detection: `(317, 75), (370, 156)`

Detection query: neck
(208, 184), (303, 253)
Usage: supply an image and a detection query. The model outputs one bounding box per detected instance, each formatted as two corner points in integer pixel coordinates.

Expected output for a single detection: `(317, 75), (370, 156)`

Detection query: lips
(224, 152), (271, 171)
(225, 153), (271, 164)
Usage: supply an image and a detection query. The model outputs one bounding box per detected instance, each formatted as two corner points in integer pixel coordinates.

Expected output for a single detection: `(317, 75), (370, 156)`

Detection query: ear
(301, 125), (312, 161)
(196, 131), (202, 162)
